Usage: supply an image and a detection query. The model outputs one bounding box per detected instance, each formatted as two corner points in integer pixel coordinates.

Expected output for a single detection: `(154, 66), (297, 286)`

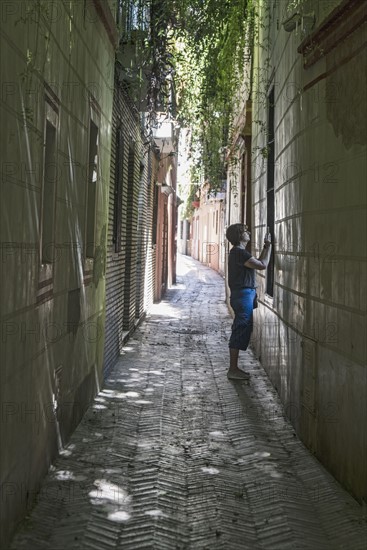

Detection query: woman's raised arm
(244, 233), (272, 270)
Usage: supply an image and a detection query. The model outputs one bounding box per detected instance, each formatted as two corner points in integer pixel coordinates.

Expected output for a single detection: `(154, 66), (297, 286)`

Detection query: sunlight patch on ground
(59, 448), (73, 457)
(254, 463), (283, 478)
(54, 470), (87, 482)
(201, 467), (220, 474)
(108, 511), (131, 522)
(174, 283), (187, 289)
(144, 509), (166, 518)
(150, 301), (182, 319)
(89, 479), (131, 506)
(209, 431), (225, 438)
(111, 392), (128, 399)
(137, 440), (156, 449)
(254, 451), (271, 458)
(176, 257), (194, 276)
(99, 390), (127, 399)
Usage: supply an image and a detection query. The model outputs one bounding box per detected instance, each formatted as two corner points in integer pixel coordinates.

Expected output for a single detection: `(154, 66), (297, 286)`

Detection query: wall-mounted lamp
(282, 12), (301, 32)
(282, 12), (315, 33)
(160, 182), (174, 195)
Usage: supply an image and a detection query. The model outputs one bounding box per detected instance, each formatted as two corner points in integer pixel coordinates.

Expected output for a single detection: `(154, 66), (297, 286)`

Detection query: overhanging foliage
(118, 0), (258, 191)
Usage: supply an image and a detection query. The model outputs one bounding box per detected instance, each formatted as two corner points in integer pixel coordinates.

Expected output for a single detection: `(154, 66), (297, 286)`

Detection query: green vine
(16, 0), (51, 130)
(117, 0), (260, 194)
(173, 0), (256, 192)
(182, 183), (200, 219)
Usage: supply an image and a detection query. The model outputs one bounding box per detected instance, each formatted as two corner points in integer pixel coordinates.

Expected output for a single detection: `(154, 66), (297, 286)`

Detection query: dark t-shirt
(228, 246), (256, 290)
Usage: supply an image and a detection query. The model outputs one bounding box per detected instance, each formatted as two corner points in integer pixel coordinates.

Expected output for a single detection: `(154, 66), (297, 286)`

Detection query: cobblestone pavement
(11, 255), (367, 550)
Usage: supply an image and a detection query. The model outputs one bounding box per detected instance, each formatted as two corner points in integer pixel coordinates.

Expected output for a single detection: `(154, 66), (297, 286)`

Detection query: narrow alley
(10, 255), (366, 550)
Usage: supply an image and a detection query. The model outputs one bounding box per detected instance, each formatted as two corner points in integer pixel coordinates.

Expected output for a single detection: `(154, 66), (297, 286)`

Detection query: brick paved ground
(10, 255), (367, 549)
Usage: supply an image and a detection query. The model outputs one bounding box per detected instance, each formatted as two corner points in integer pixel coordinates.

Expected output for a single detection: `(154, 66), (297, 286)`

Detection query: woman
(226, 223), (272, 379)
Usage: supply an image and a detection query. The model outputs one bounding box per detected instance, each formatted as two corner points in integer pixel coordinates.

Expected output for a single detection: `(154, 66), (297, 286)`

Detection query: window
(37, 92), (59, 303)
(113, 125), (124, 252)
(216, 210), (219, 235)
(41, 109), (57, 264)
(240, 151), (246, 223)
(119, 0), (150, 35)
(116, 0), (123, 26)
(266, 87), (275, 297)
(86, 120), (99, 258)
(244, 137), (252, 232)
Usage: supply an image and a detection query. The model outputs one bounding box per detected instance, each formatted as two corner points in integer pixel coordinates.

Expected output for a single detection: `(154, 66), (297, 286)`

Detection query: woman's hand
(264, 231), (272, 248)
(244, 230), (273, 270)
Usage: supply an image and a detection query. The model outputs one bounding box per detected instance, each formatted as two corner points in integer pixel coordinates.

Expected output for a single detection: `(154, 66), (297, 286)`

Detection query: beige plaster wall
(251, 0), (366, 501)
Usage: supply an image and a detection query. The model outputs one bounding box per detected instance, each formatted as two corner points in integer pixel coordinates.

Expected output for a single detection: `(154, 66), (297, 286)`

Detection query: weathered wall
(251, 0), (366, 501)
(0, 1), (115, 545)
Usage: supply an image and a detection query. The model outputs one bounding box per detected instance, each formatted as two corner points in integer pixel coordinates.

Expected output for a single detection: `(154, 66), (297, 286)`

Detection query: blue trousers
(229, 288), (255, 351)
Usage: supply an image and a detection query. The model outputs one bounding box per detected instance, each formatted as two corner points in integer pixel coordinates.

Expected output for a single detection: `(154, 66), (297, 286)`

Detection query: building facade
(152, 121), (179, 301)
(246, 0), (366, 500)
(188, 0), (367, 503)
(103, 73), (155, 376)
(190, 185), (226, 275)
(0, 0), (118, 544)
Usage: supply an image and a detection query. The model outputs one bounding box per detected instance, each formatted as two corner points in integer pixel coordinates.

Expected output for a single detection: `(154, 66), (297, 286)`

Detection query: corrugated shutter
(113, 125), (124, 253)
(104, 73), (154, 376)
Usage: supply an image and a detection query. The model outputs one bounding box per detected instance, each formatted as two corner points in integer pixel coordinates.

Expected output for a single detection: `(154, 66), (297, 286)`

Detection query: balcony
(116, 29), (150, 110)
(207, 191), (226, 202)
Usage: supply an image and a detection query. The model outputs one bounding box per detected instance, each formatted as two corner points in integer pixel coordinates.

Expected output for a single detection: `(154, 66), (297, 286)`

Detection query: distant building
(152, 118), (179, 301)
(190, 184), (226, 275)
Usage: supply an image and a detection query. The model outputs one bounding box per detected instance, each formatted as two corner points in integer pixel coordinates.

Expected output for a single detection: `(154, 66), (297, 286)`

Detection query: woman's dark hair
(226, 223), (247, 246)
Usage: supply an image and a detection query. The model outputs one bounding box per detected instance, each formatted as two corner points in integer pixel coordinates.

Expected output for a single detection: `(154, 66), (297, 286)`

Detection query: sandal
(227, 370), (250, 380)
